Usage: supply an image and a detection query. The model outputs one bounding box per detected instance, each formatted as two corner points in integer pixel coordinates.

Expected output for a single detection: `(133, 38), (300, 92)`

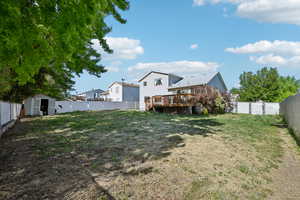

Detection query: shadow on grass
(0, 110), (224, 200)
(287, 129), (300, 147)
(272, 117), (300, 147)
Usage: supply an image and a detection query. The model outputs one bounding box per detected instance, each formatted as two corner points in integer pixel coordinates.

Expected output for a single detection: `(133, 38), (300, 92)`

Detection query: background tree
(231, 67), (300, 102)
(0, 0), (129, 102)
(277, 76), (300, 101)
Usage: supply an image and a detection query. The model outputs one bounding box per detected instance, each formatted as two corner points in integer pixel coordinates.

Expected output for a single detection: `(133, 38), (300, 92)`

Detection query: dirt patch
(269, 130), (300, 200)
(0, 121), (112, 200)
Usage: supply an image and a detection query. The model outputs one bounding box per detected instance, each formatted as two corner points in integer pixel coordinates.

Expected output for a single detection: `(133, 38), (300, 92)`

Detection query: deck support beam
(188, 106), (193, 114)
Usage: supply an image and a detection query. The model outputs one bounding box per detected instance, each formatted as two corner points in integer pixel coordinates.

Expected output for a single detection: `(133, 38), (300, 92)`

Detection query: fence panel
(265, 103), (280, 115)
(232, 102), (279, 115)
(0, 101), (22, 136)
(0, 102), (11, 126)
(55, 101), (139, 114)
(251, 103), (263, 115)
(237, 102), (250, 114)
(280, 95), (300, 141)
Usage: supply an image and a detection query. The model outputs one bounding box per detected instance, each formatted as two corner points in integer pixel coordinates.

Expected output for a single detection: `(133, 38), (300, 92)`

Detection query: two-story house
(102, 82), (139, 102)
(78, 89), (104, 101)
(138, 71), (227, 111)
(138, 71), (183, 110)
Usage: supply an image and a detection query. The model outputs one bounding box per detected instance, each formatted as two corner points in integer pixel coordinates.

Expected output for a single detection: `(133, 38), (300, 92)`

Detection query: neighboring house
(106, 82), (139, 102)
(99, 90), (110, 101)
(78, 89), (104, 101)
(138, 71), (183, 111)
(24, 94), (56, 116)
(138, 71), (227, 111)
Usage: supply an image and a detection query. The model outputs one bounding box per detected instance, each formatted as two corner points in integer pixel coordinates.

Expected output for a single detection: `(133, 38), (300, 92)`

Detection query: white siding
(139, 73), (172, 111)
(108, 83), (123, 102)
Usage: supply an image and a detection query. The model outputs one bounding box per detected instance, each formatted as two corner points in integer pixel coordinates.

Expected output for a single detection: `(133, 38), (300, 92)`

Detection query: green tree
(235, 67), (299, 102)
(277, 76), (300, 101)
(0, 0), (129, 102)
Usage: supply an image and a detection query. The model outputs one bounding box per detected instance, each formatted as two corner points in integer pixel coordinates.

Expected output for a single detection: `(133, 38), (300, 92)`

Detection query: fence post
(249, 102), (252, 114)
(262, 102), (266, 115)
(0, 102), (2, 127)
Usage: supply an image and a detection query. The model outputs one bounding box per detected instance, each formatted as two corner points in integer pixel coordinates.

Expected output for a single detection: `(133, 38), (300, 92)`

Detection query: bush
(202, 108), (209, 115)
(193, 85), (232, 114)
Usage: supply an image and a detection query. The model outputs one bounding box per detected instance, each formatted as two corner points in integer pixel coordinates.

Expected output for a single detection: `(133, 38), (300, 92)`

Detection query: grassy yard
(0, 110), (292, 200)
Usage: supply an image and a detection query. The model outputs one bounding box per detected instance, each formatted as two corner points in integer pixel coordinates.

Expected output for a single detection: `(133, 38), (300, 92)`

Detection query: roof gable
(108, 81), (139, 89)
(138, 71), (169, 82)
(209, 72), (227, 91)
(169, 72), (219, 89)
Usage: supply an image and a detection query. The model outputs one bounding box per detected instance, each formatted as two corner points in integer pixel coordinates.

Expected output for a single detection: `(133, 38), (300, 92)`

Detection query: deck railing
(147, 94), (197, 108)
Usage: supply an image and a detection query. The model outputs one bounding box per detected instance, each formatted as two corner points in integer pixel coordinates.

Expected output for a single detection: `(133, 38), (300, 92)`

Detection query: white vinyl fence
(232, 102), (280, 115)
(0, 101), (22, 136)
(55, 101), (139, 114)
(280, 95), (300, 141)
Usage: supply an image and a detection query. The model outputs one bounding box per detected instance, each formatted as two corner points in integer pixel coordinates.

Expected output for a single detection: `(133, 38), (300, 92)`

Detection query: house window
(143, 81), (147, 86)
(154, 78), (162, 86)
(144, 96), (150, 103)
(116, 86), (119, 94)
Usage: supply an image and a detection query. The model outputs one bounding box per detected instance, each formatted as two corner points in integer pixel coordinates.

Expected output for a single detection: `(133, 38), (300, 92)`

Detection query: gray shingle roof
(169, 72), (219, 89)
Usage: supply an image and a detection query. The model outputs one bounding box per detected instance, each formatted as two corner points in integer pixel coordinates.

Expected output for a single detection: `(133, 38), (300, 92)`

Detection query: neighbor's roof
(138, 71), (183, 82)
(99, 90), (109, 95)
(169, 72), (224, 90)
(108, 82), (139, 88)
(79, 89), (104, 95)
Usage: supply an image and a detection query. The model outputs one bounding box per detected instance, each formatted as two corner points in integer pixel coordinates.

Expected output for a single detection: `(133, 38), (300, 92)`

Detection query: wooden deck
(145, 94), (198, 110)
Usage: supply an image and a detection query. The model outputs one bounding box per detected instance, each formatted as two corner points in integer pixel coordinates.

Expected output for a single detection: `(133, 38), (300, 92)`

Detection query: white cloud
(190, 44), (199, 49)
(226, 40), (300, 67)
(250, 54), (287, 65)
(193, 0), (300, 26)
(128, 60), (219, 78)
(226, 40), (300, 55)
(193, 0), (206, 6)
(92, 37), (144, 60)
(106, 67), (120, 72)
(105, 61), (122, 72)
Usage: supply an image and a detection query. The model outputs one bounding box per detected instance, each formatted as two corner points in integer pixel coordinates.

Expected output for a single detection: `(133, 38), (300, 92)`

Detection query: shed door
(40, 99), (49, 115)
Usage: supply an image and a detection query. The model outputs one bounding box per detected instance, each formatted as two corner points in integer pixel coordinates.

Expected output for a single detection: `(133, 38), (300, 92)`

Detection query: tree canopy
(0, 0), (129, 102)
(231, 67), (300, 102)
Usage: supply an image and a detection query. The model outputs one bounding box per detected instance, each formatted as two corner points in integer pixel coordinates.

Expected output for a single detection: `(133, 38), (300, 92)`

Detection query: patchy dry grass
(0, 111), (288, 200)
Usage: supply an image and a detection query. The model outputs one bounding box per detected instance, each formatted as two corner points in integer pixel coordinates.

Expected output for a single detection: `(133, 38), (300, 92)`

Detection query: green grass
(21, 111), (282, 160)
(8, 111), (287, 200)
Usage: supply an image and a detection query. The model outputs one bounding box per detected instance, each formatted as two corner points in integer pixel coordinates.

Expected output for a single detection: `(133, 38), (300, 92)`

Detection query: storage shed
(24, 94), (56, 116)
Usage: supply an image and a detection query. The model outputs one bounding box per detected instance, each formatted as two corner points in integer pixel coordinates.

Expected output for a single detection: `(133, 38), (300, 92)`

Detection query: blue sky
(74, 0), (300, 93)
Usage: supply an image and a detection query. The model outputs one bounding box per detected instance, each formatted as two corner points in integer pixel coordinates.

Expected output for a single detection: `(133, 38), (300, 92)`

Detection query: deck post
(188, 106), (193, 114)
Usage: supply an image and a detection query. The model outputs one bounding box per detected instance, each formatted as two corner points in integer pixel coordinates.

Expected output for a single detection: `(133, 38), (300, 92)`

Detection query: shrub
(202, 108), (209, 115)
